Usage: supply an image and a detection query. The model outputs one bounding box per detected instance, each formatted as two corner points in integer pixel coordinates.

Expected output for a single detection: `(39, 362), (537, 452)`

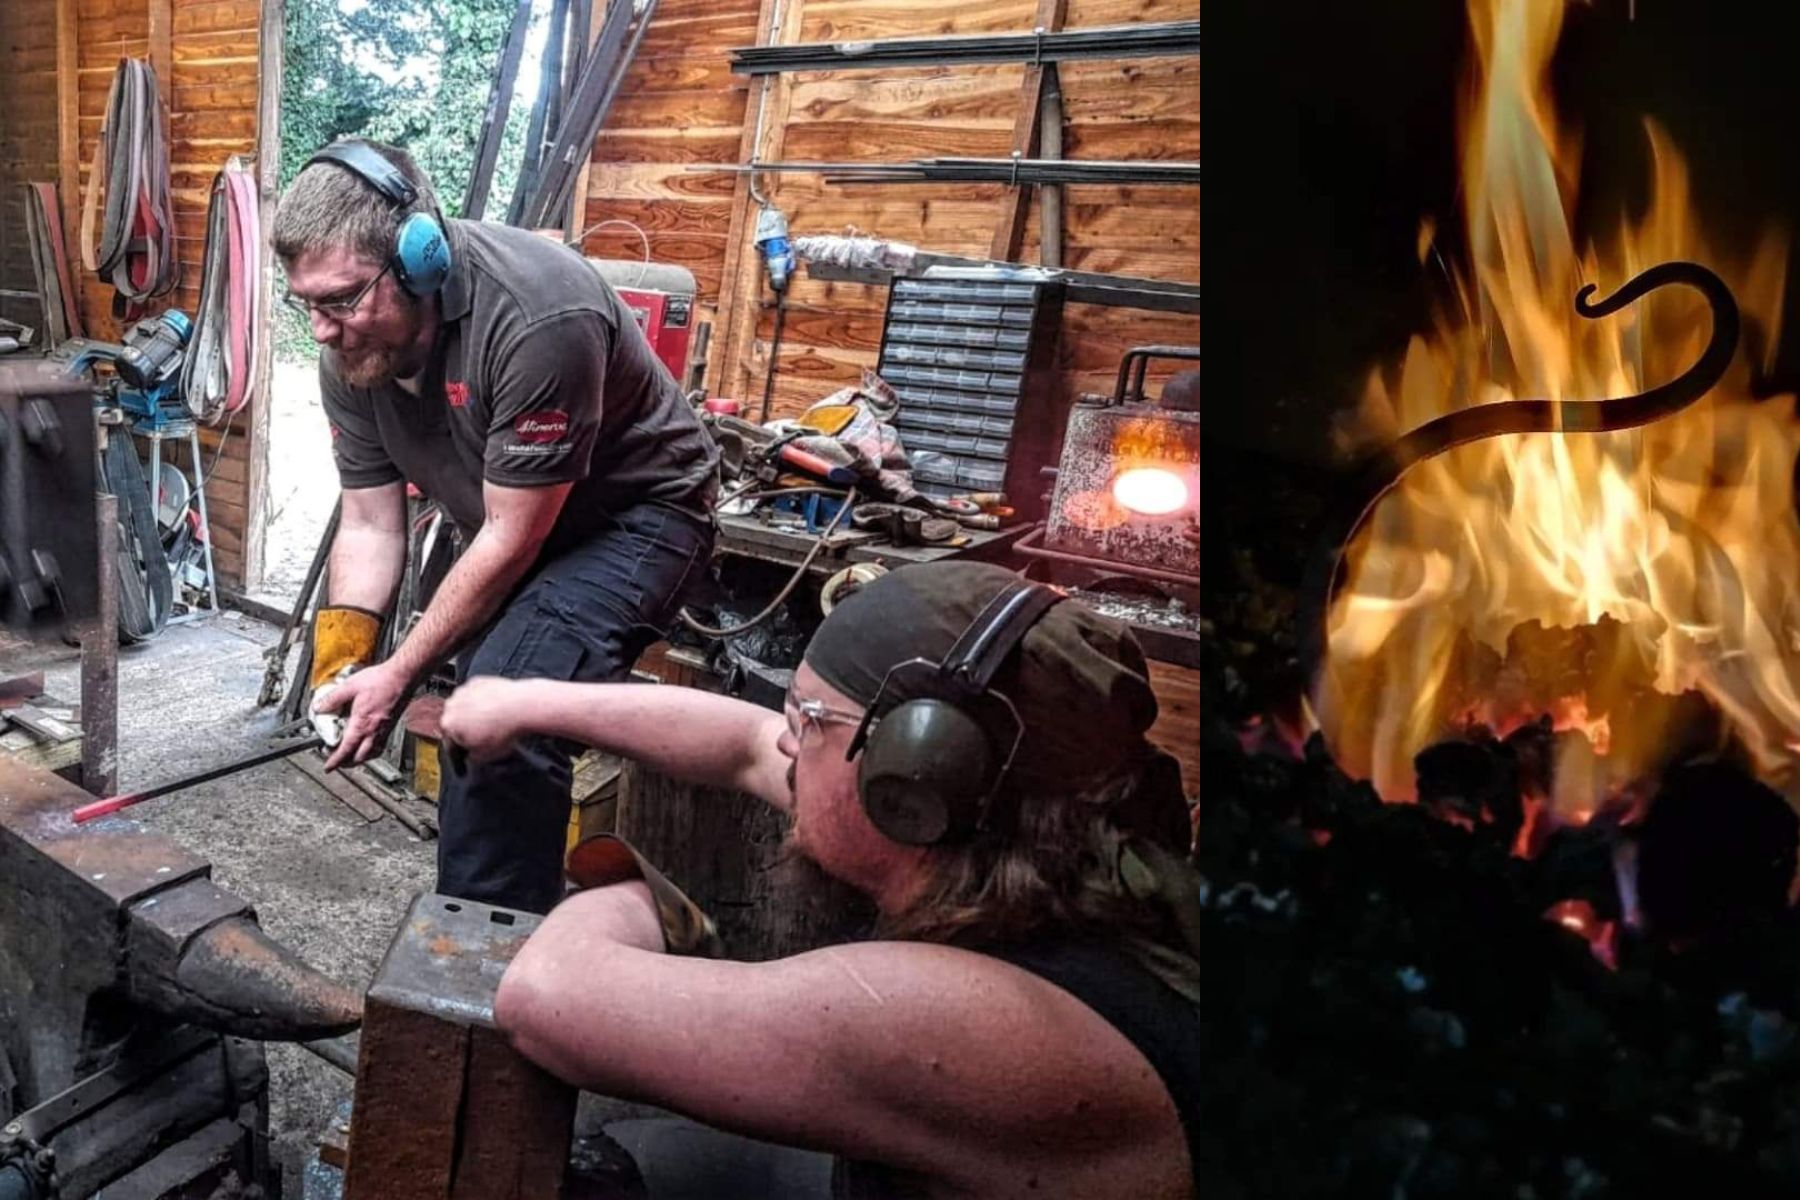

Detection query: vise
(0, 754), (362, 1198)
(0, 364), (99, 635)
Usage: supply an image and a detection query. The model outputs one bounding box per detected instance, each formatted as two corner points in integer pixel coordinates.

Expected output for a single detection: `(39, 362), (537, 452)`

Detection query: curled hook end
(1573, 282), (1602, 317)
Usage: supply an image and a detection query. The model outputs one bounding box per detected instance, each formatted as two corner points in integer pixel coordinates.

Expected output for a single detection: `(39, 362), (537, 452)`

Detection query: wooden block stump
(344, 893), (576, 1200)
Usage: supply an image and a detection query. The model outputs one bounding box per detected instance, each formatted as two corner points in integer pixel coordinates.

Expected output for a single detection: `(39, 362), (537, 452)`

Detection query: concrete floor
(0, 612), (435, 1196)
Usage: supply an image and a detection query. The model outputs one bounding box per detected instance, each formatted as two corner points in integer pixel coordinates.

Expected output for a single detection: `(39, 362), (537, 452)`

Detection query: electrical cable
(198, 407), (240, 492)
(680, 485), (857, 638)
(567, 217), (653, 288)
(758, 292), (788, 423)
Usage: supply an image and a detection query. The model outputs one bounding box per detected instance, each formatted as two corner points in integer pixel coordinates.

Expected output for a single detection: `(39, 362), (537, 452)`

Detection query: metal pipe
(80, 491), (119, 796)
(746, 0), (787, 207)
(711, 158), (1201, 186)
(730, 19), (1200, 74)
(1038, 67), (1064, 270)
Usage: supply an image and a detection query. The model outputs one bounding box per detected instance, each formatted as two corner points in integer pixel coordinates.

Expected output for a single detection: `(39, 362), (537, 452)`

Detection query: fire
(1316, 0), (1800, 804)
(1113, 467), (1189, 516)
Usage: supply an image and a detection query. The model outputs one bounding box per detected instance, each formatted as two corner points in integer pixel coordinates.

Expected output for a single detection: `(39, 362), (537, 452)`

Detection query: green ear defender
(847, 580), (1064, 846)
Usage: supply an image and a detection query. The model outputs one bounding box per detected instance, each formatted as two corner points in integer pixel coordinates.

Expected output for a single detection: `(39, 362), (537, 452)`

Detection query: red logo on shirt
(445, 381), (470, 408)
(513, 411), (569, 444)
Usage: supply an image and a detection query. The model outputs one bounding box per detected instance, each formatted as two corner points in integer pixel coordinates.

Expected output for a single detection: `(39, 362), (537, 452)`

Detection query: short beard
(335, 343), (412, 388)
(772, 818), (878, 949)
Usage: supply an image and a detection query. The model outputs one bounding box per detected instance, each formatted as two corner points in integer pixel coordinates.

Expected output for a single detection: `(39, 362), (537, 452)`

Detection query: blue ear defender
(394, 211), (451, 296)
(304, 140), (452, 298)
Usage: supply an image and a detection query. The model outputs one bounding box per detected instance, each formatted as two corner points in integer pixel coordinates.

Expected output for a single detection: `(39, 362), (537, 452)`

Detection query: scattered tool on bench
(71, 722), (325, 823)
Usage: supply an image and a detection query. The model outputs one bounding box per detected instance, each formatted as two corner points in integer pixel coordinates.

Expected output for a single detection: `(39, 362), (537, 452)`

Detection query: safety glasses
(283, 260), (393, 322)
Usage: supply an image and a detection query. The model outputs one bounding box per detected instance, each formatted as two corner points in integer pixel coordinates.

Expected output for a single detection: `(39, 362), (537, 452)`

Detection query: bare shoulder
(785, 940), (1192, 1197)
(502, 920), (1191, 1197)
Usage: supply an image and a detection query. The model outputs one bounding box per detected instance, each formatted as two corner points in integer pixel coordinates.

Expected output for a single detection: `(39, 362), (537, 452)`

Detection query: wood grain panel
(577, 198), (735, 237)
(169, 0), (258, 36)
(584, 163), (739, 201)
(780, 120), (1017, 162)
(1147, 661), (1199, 799)
(785, 69), (1023, 126)
(624, 54), (742, 94)
(592, 129), (744, 165)
(607, 87), (750, 131)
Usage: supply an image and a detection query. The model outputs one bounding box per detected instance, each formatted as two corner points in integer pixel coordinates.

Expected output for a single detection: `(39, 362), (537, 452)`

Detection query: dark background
(1201, 0), (1800, 469)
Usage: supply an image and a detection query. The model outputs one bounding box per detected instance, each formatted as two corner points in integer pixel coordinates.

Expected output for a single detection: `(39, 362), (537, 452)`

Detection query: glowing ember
(1544, 898), (1620, 970)
(1316, 0), (1800, 804)
(1112, 466), (1189, 516)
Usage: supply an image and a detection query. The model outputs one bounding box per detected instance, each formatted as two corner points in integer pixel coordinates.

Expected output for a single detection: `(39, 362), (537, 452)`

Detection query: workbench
(715, 509), (1027, 574)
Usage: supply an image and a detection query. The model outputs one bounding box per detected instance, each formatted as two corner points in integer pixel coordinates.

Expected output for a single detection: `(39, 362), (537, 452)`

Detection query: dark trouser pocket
(434, 503), (714, 913)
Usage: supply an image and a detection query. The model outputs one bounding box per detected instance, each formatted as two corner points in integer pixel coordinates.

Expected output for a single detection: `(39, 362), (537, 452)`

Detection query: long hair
(877, 761), (1194, 959)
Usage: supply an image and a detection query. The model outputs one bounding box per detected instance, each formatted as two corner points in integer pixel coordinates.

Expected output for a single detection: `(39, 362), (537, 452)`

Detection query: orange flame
(1316, 0), (1800, 804)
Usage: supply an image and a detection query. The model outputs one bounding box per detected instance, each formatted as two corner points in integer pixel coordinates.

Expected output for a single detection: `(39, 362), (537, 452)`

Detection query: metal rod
(80, 491), (120, 796)
(301, 1030), (361, 1076)
(730, 19), (1200, 74)
(519, 0), (658, 229)
(709, 158), (1200, 186)
(190, 425), (219, 614)
(72, 734), (326, 823)
(1038, 65), (1063, 269)
(464, 0), (534, 219)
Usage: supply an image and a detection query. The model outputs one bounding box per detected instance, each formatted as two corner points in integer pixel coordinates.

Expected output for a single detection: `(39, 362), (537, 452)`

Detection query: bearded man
(440, 561), (1201, 1198)
(273, 139), (717, 913)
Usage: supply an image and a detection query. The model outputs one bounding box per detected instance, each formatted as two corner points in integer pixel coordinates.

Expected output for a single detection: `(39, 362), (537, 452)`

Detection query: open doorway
(256, 0), (548, 608)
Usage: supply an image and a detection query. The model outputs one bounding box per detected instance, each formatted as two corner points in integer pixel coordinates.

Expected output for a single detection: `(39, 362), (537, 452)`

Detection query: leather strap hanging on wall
(80, 58), (178, 318)
(22, 182), (84, 346)
(181, 158), (261, 422)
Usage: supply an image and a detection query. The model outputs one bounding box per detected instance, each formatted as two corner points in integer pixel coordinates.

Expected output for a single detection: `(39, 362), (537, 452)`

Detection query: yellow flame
(1317, 0), (1800, 806)
(1113, 467), (1190, 516)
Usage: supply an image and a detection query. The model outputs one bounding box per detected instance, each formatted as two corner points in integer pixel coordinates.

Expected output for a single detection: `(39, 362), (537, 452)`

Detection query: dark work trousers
(435, 502), (713, 914)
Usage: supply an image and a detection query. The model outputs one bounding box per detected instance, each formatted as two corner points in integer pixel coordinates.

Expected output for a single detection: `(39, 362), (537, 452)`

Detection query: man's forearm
(327, 524), (406, 613)
(520, 680), (783, 797)
(385, 529), (538, 683)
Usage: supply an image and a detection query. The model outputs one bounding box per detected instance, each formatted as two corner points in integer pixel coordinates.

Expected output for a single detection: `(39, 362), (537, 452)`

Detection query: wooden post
(708, 0), (806, 406)
(562, 0), (609, 240)
(148, 0), (174, 109)
(54, 0), (81, 311)
(241, 0), (286, 591)
(989, 0), (1069, 264)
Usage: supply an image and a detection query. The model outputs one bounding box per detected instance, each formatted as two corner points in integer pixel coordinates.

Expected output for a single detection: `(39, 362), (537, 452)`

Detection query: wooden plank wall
(1, 0), (64, 332)
(60, 0), (266, 586)
(576, 0), (1200, 410)
(575, 0), (764, 341)
(576, 0), (1199, 794)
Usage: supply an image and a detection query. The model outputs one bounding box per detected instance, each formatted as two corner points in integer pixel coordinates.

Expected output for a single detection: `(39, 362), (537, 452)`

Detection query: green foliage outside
(276, 0), (542, 361)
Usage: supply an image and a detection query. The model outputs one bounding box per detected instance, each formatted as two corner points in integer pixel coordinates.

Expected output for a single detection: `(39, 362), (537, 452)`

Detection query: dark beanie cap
(803, 561), (1160, 794)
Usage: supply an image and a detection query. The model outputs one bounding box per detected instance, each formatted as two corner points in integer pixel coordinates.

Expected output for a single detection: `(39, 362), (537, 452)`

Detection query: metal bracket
(3, 1027), (217, 1147)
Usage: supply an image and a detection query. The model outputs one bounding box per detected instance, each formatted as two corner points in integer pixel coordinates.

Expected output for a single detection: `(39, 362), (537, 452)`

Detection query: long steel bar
(80, 491), (120, 795)
(711, 158), (1199, 186)
(730, 19), (1199, 74)
(71, 734), (327, 823)
(517, 0), (658, 229)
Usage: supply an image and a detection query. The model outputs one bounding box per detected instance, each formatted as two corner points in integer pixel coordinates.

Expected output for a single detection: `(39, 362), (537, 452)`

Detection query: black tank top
(988, 939), (1200, 1180)
(834, 938), (1200, 1198)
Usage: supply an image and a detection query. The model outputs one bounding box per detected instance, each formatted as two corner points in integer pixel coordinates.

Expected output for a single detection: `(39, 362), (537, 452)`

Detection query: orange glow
(1112, 467), (1190, 516)
(1315, 0), (1800, 805)
(1544, 899), (1620, 970)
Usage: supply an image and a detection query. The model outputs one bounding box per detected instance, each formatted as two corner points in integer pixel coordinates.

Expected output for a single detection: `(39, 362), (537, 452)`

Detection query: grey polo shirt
(319, 219), (718, 547)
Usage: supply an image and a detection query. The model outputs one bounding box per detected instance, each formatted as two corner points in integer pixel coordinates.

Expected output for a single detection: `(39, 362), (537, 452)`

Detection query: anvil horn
(0, 755), (361, 1104)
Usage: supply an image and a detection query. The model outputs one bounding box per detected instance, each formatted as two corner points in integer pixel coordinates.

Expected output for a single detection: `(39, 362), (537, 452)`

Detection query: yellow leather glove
(566, 834), (725, 958)
(310, 606), (382, 691)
